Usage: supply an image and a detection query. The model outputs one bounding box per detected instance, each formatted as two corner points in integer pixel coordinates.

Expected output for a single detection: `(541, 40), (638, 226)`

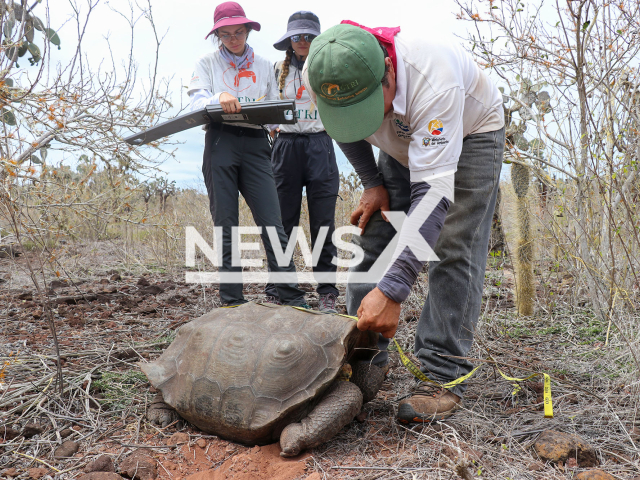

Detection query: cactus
(511, 162), (535, 316)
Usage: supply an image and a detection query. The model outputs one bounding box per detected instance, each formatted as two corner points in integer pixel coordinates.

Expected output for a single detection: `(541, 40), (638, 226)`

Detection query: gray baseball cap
(273, 11), (321, 51)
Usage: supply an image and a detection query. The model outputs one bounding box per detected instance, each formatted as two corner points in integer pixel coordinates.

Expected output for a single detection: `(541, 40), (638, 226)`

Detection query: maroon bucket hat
(205, 2), (261, 39)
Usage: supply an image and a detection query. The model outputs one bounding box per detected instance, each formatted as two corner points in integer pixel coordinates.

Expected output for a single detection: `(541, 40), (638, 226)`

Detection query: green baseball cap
(307, 24), (385, 143)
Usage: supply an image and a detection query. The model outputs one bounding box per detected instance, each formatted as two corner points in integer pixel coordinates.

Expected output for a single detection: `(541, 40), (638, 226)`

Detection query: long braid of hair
(279, 47), (293, 100)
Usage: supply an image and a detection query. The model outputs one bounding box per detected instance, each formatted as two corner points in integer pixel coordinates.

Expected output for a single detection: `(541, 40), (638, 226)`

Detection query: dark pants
(202, 124), (306, 306)
(265, 132), (340, 298)
(346, 128), (505, 398)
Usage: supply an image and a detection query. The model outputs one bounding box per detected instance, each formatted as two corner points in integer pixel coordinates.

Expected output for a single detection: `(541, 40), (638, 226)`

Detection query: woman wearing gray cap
(188, 2), (308, 308)
(264, 12), (340, 313)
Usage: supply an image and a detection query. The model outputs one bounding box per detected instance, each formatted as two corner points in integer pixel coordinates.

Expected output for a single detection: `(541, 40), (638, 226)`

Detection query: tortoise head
(345, 328), (378, 364)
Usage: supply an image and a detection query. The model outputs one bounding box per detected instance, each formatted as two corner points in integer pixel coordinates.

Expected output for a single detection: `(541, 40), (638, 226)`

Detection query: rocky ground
(1, 241), (639, 479)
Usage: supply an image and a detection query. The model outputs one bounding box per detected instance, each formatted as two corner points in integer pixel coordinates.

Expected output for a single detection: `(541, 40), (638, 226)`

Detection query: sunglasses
(290, 34), (316, 43)
(219, 31), (247, 42)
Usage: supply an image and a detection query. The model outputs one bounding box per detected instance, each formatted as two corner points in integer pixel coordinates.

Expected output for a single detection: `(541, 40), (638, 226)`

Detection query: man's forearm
(336, 140), (383, 189)
(377, 174), (455, 303)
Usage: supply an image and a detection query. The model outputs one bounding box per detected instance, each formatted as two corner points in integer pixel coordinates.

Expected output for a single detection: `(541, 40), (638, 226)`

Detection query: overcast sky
(47, 0), (477, 187)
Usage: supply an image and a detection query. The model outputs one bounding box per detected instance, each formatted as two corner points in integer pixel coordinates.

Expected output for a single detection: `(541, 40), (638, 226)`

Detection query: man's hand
(356, 287), (401, 338)
(219, 92), (241, 114)
(350, 184), (390, 233)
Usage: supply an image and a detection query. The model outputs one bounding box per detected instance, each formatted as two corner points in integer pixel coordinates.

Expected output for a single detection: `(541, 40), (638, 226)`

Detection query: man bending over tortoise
(303, 22), (505, 423)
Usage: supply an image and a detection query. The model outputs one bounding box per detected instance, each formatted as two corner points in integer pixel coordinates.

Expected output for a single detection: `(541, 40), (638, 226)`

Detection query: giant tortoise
(141, 302), (385, 456)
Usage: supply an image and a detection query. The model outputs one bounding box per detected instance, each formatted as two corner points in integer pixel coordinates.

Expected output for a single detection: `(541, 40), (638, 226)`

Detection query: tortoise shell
(141, 302), (370, 444)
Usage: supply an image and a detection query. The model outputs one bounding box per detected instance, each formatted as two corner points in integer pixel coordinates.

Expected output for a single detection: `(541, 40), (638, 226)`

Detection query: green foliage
(1, 107), (15, 125)
(44, 27), (60, 46)
(92, 370), (149, 409)
(1, 1), (62, 126)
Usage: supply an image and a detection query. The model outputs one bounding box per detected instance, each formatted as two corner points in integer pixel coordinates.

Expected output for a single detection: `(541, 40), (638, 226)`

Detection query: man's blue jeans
(346, 128), (505, 398)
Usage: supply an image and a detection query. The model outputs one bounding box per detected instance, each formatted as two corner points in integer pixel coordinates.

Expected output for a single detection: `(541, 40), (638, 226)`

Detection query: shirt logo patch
(395, 119), (410, 132)
(223, 67), (257, 92)
(318, 80), (363, 102)
(428, 119), (444, 136)
(284, 79), (310, 105)
(321, 83), (340, 97)
(422, 136), (449, 147)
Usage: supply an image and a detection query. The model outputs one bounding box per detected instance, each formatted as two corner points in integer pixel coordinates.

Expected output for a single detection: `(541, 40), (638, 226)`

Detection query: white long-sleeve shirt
(188, 49), (278, 129)
(304, 31), (504, 180)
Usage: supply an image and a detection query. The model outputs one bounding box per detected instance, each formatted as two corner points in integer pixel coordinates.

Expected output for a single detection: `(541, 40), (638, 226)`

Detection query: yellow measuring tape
(391, 338), (553, 418)
(225, 304), (553, 418)
(338, 311), (553, 419)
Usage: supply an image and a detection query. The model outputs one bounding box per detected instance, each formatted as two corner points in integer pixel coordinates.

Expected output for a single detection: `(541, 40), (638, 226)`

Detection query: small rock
(564, 393), (579, 404)
(54, 440), (80, 458)
(60, 428), (73, 438)
(3, 467), (19, 477)
(167, 432), (189, 445)
(118, 451), (157, 480)
(137, 277), (150, 286)
(84, 455), (115, 473)
(78, 474), (125, 480)
(22, 423), (45, 438)
(69, 316), (86, 328)
(1, 426), (20, 441)
(139, 304), (158, 314)
(195, 438), (207, 449)
(28, 467), (48, 479)
(112, 348), (138, 361)
(355, 411), (368, 422)
(566, 457), (578, 468)
(575, 470), (616, 480)
(138, 285), (164, 295)
(533, 430), (598, 467)
(527, 461), (545, 471)
(50, 280), (67, 289)
(89, 393), (105, 409)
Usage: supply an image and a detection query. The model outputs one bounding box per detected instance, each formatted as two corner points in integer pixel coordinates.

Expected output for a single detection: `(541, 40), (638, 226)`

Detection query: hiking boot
(318, 293), (338, 313)
(263, 295), (282, 305)
(397, 384), (461, 424)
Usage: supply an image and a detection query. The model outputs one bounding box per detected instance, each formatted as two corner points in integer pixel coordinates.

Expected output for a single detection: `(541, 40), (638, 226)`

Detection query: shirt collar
(392, 46), (407, 116)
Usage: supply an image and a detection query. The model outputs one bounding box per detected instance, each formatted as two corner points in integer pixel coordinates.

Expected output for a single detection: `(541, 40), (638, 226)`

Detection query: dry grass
(1, 173), (640, 479)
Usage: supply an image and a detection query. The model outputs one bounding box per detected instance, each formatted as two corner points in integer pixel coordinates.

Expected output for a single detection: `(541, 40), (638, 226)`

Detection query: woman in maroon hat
(188, 1), (307, 308)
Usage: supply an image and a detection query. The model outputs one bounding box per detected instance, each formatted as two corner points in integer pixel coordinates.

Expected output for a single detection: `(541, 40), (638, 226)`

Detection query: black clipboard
(124, 100), (297, 146)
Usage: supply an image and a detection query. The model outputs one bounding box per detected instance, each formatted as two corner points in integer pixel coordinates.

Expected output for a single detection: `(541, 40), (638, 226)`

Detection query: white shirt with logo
(303, 32), (505, 181)
(188, 49), (278, 129)
(275, 60), (325, 134)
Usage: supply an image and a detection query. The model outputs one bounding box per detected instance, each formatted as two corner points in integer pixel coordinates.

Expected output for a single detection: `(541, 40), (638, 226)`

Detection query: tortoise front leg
(147, 392), (181, 428)
(279, 381), (363, 457)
